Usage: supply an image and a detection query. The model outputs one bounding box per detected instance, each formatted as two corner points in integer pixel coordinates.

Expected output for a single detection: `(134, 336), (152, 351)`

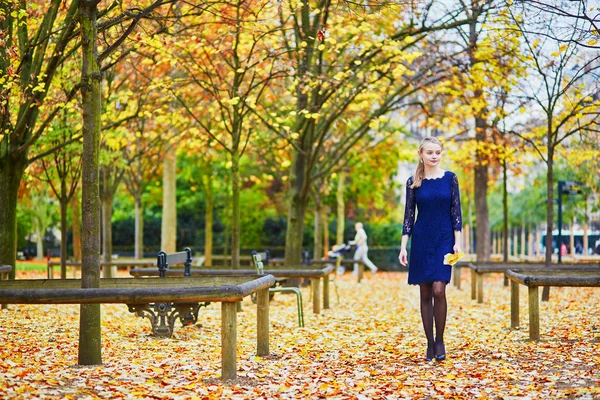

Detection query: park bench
(451, 261), (471, 290)
(506, 268), (600, 341)
(0, 270), (275, 379)
(311, 258), (368, 282)
(251, 251), (304, 327)
(269, 250), (312, 267)
(0, 274), (275, 379)
(256, 250), (337, 313)
(127, 248), (211, 336)
(271, 252), (342, 304)
(465, 262), (600, 303)
(207, 254), (254, 267)
(47, 259), (155, 279)
(130, 251), (335, 323)
(573, 255), (600, 264)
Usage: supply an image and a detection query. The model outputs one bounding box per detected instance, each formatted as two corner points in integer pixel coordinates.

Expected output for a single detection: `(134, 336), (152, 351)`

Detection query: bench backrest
(251, 250), (270, 274)
(157, 248), (193, 277)
(301, 250), (312, 266)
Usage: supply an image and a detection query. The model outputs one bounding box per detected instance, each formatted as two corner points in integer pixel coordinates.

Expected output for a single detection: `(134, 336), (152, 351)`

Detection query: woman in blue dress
(398, 136), (462, 362)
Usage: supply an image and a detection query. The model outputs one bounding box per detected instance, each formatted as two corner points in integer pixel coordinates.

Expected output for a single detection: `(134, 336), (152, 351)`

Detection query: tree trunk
(134, 198), (144, 259)
(0, 152), (26, 280)
(223, 222), (230, 262)
(474, 117), (491, 262)
(313, 191), (322, 260)
(502, 157), (508, 263)
(469, 7), (491, 263)
(60, 199), (68, 279)
(583, 220), (588, 255)
(322, 205), (329, 257)
(528, 223), (533, 257)
(498, 231), (502, 254)
(507, 226), (512, 257)
(230, 151), (241, 268)
(71, 194), (82, 262)
(285, 193), (307, 265)
(521, 220), (526, 258)
(284, 150), (308, 265)
(542, 147), (554, 301)
(161, 146), (177, 253)
(569, 216), (574, 257)
(336, 172), (345, 246)
(78, 0), (102, 366)
(203, 173), (213, 266)
(101, 194), (114, 278)
(35, 223), (45, 262)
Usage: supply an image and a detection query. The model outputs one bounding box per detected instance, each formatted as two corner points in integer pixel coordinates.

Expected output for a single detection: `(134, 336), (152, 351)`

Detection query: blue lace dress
(402, 171), (462, 284)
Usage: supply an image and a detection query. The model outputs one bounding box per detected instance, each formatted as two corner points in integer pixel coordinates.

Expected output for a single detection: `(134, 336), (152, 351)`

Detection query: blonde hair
(411, 136), (443, 189)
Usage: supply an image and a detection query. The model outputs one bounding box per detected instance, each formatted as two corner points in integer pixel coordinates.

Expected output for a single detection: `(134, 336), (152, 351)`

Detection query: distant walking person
(350, 222), (378, 275)
(398, 136), (463, 362)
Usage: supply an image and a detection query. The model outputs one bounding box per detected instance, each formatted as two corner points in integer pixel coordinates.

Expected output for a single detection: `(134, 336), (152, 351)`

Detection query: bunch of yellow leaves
(443, 251), (465, 266)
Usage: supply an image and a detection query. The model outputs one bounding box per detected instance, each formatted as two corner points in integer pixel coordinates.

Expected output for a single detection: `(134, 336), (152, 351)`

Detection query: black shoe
(426, 344), (434, 362)
(434, 341), (446, 361)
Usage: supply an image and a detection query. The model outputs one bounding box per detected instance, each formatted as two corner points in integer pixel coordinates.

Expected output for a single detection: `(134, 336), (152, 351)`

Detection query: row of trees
(1, 0), (599, 363)
(3, 0), (600, 268)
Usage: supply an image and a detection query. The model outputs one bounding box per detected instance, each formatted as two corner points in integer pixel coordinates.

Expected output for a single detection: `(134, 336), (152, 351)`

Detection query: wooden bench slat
(506, 268), (600, 340)
(0, 275), (276, 304)
(506, 269), (600, 286)
(131, 266), (334, 278)
(47, 261), (155, 267)
(0, 276), (268, 289)
(470, 263), (599, 273)
(131, 268), (260, 277)
(466, 262), (600, 303)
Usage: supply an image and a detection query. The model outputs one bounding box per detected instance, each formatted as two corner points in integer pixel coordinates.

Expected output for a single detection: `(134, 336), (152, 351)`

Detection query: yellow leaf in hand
(443, 251), (465, 266)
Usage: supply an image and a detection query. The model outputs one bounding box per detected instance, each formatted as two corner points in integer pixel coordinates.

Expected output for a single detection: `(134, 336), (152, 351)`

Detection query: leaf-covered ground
(1, 270), (599, 399)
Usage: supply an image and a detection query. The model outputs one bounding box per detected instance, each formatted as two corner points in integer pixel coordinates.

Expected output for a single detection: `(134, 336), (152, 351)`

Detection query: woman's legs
(432, 281), (447, 358)
(419, 283), (435, 360)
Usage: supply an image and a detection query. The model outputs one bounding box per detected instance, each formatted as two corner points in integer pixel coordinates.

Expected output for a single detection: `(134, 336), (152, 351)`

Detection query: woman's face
(420, 143), (442, 168)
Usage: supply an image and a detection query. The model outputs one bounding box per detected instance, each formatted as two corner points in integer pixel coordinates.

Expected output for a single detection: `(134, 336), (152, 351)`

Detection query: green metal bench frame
(252, 251), (304, 327)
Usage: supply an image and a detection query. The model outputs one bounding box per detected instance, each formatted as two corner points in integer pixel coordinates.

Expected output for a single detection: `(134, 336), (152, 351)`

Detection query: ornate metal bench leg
(127, 303), (176, 337)
(175, 302), (210, 326)
(129, 302), (211, 337)
(155, 303), (176, 337)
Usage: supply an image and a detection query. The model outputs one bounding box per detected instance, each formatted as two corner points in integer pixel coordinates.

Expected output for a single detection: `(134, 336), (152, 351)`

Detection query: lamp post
(557, 180), (583, 264)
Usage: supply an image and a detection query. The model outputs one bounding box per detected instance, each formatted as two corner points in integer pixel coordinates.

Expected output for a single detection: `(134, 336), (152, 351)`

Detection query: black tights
(419, 281), (447, 351)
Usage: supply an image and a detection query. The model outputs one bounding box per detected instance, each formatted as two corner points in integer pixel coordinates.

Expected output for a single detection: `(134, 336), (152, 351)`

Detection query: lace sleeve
(450, 172), (463, 231)
(402, 177), (416, 236)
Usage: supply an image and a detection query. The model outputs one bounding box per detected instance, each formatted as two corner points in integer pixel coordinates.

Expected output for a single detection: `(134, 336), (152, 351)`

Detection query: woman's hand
(399, 248), (408, 266)
(453, 244), (462, 254)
